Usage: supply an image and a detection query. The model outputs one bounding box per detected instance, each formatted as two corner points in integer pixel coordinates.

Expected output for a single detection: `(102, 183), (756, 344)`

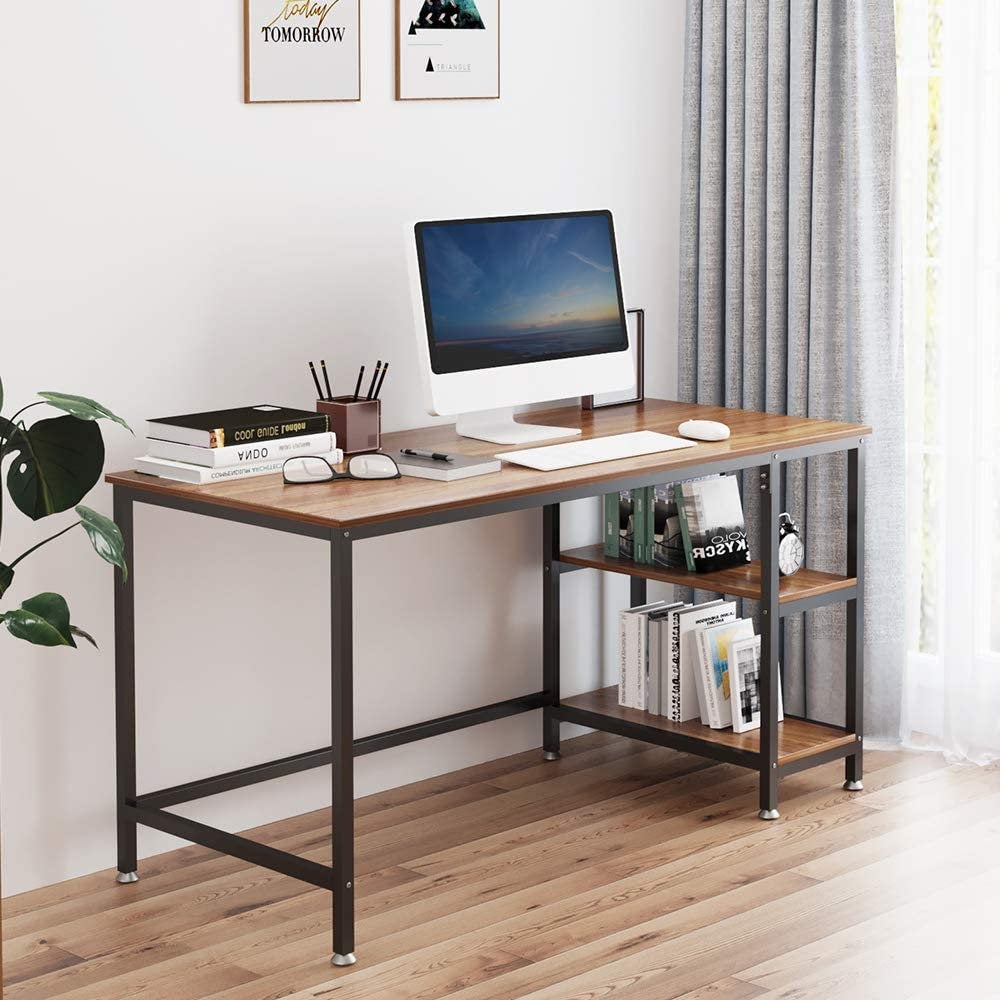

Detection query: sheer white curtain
(897, 0), (1000, 762)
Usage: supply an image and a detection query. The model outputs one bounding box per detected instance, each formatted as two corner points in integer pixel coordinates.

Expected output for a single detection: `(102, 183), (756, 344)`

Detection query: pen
(373, 361), (389, 399)
(320, 359), (333, 401)
(308, 361), (324, 400)
(400, 448), (454, 463)
(353, 365), (365, 401)
(366, 360), (382, 400)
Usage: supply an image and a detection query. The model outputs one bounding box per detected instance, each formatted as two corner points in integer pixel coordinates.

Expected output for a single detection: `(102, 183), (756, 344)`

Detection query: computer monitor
(409, 210), (636, 444)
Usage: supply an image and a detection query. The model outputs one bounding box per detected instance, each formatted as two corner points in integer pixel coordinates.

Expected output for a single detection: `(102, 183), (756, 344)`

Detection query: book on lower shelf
(695, 617), (756, 729)
(676, 601), (732, 724)
(135, 448), (343, 484)
(618, 600), (669, 710)
(646, 603), (686, 716)
(728, 635), (784, 734)
(614, 596), (785, 735)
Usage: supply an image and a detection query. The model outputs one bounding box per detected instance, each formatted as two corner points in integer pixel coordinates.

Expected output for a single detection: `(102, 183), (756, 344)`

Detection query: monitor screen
(415, 211), (629, 375)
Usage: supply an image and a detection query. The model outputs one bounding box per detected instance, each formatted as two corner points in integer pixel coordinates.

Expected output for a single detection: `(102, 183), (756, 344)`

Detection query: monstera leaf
(4, 415), (105, 520)
(77, 504), (127, 580)
(1, 593), (79, 647)
(0, 562), (13, 599)
(37, 392), (132, 433)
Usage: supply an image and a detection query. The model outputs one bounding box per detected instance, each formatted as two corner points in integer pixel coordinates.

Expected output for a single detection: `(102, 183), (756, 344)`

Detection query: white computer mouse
(678, 419), (730, 442)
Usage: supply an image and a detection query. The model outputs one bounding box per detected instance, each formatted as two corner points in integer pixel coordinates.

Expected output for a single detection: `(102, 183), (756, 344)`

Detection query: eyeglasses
(283, 453), (401, 485)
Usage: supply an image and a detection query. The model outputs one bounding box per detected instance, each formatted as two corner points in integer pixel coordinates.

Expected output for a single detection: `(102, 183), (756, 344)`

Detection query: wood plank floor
(3, 733), (999, 1000)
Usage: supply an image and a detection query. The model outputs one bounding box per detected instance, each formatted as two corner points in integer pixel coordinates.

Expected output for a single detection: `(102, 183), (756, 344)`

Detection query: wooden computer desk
(106, 398), (870, 967)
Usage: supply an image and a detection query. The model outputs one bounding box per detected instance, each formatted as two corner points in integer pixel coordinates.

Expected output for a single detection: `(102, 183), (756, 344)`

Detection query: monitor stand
(456, 408), (583, 446)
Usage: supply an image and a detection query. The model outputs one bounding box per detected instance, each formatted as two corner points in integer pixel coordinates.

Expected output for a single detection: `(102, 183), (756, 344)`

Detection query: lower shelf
(558, 687), (857, 767)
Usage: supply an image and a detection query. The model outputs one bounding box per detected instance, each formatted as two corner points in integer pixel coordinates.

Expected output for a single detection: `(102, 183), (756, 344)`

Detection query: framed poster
(244, 0), (361, 104)
(396, 0), (500, 101)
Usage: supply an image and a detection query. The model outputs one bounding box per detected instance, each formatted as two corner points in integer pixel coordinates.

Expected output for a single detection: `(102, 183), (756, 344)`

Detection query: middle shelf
(558, 544), (856, 610)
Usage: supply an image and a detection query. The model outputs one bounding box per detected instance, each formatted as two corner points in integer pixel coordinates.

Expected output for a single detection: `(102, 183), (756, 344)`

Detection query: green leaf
(38, 392), (132, 434)
(70, 624), (98, 648)
(0, 374), (4, 411)
(4, 415), (105, 520)
(2, 592), (76, 647)
(76, 504), (127, 580)
(0, 562), (13, 599)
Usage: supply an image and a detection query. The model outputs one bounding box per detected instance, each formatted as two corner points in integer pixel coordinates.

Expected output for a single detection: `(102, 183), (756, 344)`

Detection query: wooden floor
(4, 733), (1000, 1000)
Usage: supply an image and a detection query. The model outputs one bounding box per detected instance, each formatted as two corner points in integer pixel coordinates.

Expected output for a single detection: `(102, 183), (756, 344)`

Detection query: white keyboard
(496, 431), (698, 471)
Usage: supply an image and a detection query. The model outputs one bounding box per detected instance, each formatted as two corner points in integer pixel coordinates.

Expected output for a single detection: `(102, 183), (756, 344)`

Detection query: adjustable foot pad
(758, 808), (780, 821)
(543, 750), (561, 762)
(116, 871), (139, 884)
(332, 953), (357, 967)
(843, 779), (864, 791)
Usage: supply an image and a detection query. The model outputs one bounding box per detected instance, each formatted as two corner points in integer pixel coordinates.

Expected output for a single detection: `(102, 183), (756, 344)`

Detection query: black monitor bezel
(415, 209), (630, 376)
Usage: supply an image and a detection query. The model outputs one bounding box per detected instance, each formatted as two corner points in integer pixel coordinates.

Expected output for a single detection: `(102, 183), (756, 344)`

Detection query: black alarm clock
(778, 513), (804, 576)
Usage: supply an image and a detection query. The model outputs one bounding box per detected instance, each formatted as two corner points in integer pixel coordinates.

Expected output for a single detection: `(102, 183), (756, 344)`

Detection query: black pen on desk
(373, 361), (389, 399)
(320, 359), (333, 401)
(366, 360), (382, 400)
(308, 361), (324, 400)
(401, 448), (454, 463)
(353, 365), (365, 401)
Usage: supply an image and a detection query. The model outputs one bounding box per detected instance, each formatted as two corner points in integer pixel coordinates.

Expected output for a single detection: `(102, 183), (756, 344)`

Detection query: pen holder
(317, 397), (381, 455)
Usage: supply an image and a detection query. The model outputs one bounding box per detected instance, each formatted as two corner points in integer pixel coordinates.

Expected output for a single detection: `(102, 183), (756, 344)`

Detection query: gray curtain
(678, 0), (904, 735)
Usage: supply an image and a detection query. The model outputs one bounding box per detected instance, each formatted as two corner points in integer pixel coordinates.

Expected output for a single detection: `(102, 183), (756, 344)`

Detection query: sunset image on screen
(419, 213), (627, 373)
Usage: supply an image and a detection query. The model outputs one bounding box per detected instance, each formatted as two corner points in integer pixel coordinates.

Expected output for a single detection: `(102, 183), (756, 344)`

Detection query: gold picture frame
(244, 0), (362, 104)
(395, 0), (501, 101)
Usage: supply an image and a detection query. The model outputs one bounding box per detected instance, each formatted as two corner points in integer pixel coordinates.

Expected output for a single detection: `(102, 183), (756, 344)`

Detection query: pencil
(353, 365), (365, 401)
(320, 359), (333, 401)
(366, 360), (382, 400)
(373, 361), (389, 399)
(308, 361), (324, 400)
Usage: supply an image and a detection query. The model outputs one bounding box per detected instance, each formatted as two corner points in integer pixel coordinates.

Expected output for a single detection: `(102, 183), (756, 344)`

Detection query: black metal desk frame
(112, 433), (864, 967)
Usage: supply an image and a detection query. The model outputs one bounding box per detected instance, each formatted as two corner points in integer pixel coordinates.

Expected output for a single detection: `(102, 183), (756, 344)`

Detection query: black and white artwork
(397, 0), (500, 100)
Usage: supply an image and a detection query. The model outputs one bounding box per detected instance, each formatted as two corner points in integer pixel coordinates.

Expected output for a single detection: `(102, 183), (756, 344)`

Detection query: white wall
(0, 1), (685, 896)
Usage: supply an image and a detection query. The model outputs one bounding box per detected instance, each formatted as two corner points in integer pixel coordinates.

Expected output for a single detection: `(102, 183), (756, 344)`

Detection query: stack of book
(136, 405), (341, 485)
(604, 473), (751, 572)
(617, 599), (782, 734)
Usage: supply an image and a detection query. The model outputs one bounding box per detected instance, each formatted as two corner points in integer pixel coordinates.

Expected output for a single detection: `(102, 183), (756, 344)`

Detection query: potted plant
(0, 376), (130, 986)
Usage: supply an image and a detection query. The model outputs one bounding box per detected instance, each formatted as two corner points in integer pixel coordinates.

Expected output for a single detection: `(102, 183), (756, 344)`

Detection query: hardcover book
(604, 493), (620, 557)
(145, 432), (336, 468)
(659, 603), (693, 720)
(617, 490), (636, 560)
(696, 617), (756, 729)
(618, 601), (667, 709)
(677, 475), (751, 573)
(633, 486), (655, 564)
(646, 603), (685, 716)
(135, 449), (343, 485)
(675, 601), (733, 725)
(728, 635), (785, 734)
(395, 453), (501, 482)
(652, 483), (687, 569)
(147, 405), (329, 449)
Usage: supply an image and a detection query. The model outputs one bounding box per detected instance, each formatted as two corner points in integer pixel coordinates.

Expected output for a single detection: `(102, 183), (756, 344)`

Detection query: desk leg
(330, 531), (356, 967)
(844, 442), (866, 791)
(759, 459), (781, 821)
(542, 505), (561, 761)
(113, 488), (139, 883)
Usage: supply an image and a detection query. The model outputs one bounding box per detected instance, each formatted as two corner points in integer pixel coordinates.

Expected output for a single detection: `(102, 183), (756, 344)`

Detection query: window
(897, 0), (1000, 759)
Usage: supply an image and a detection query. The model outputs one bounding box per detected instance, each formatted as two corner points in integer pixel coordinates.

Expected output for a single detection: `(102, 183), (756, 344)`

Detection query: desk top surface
(107, 400), (870, 531)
